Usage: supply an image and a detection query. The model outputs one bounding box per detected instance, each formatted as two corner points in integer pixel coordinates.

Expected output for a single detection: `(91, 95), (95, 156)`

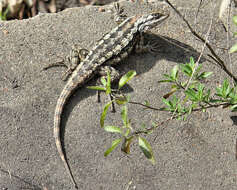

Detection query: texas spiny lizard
(50, 3), (169, 189)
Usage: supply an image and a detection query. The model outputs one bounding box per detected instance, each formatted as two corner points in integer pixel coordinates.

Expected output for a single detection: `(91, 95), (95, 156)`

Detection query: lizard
(50, 3), (169, 189)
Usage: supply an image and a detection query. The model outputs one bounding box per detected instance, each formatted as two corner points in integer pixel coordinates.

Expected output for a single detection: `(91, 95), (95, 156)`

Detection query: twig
(226, 2), (234, 85)
(194, 0), (203, 34)
(129, 101), (164, 111)
(127, 101), (230, 137)
(165, 0), (237, 82)
(169, 1), (215, 119)
(184, 2), (214, 90)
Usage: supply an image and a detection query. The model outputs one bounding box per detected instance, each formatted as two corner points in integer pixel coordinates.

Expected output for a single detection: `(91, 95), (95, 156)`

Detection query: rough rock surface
(0, 0), (237, 189)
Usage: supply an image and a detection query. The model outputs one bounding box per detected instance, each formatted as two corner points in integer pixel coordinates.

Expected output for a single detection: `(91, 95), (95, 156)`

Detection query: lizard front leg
(135, 32), (161, 54)
(61, 45), (89, 81)
(43, 44), (89, 81)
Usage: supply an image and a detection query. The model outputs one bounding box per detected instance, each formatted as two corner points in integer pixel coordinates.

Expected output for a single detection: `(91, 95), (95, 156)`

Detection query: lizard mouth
(139, 15), (169, 31)
(139, 13), (169, 32)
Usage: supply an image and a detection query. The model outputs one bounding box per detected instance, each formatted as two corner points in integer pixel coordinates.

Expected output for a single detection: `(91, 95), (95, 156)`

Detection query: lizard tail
(54, 82), (78, 189)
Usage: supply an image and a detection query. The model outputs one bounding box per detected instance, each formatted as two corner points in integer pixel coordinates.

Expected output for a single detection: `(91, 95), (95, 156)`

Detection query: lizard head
(136, 10), (169, 32)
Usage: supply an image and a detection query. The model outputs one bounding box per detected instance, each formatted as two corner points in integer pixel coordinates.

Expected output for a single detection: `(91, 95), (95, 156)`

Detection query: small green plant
(88, 70), (155, 164)
(159, 57), (237, 116)
(88, 57), (237, 163)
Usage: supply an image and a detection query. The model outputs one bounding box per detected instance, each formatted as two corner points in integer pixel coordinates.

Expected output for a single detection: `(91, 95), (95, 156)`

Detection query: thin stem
(165, 0), (237, 82)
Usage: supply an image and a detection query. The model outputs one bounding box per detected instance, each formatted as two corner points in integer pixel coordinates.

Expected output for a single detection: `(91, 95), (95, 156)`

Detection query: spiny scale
(53, 7), (169, 189)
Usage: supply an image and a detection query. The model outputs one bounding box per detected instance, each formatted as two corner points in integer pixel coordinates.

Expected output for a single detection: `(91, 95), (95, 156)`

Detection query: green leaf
(0, 6), (9, 20)
(177, 103), (185, 114)
(188, 82), (197, 89)
(189, 57), (195, 67)
(233, 15), (237, 25)
(138, 136), (155, 164)
(100, 101), (112, 128)
(197, 83), (204, 100)
(106, 71), (111, 94)
(126, 119), (133, 130)
(222, 79), (230, 98)
(229, 87), (237, 103)
(181, 57), (196, 77)
(215, 87), (222, 97)
(144, 100), (150, 106)
(195, 64), (202, 76)
(230, 43), (237, 53)
(204, 89), (211, 101)
(121, 105), (128, 126)
(0, 12), (3, 20)
(119, 70), (136, 89)
(115, 96), (128, 105)
(187, 105), (193, 115)
(197, 72), (213, 80)
(162, 98), (171, 107)
(87, 86), (106, 91)
(163, 74), (170, 78)
(171, 65), (179, 80)
(104, 138), (122, 157)
(180, 64), (192, 77)
(124, 128), (130, 137)
(126, 94), (131, 102)
(101, 77), (107, 86)
(158, 79), (174, 83)
(231, 104), (237, 111)
(185, 88), (198, 102)
(104, 126), (122, 134)
(172, 95), (177, 106)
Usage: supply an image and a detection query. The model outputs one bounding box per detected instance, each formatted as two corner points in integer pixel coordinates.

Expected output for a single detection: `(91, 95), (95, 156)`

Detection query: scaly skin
(53, 9), (169, 189)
